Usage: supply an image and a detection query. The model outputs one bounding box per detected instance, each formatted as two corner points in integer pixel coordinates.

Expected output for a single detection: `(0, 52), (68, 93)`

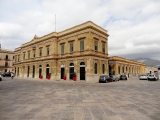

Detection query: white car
(148, 74), (158, 81)
(139, 74), (148, 80)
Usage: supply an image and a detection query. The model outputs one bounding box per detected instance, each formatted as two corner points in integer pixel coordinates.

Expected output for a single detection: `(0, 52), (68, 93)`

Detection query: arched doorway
(46, 64), (49, 78)
(32, 65), (35, 78)
(109, 65), (111, 75)
(15, 67), (16, 76)
(39, 65), (42, 77)
(27, 66), (30, 77)
(80, 62), (85, 80)
(18, 67), (19, 76)
(69, 63), (74, 79)
(61, 64), (65, 79)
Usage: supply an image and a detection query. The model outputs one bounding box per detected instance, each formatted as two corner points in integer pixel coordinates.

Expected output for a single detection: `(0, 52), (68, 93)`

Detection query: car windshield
(121, 75), (126, 77)
(100, 76), (109, 78)
(149, 75), (154, 77)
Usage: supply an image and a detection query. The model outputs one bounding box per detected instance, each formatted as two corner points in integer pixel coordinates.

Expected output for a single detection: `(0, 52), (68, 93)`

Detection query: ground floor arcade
(108, 56), (146, 77)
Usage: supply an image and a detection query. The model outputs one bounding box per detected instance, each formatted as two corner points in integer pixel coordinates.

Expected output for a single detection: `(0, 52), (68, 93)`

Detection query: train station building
(14, 21), (145, 82)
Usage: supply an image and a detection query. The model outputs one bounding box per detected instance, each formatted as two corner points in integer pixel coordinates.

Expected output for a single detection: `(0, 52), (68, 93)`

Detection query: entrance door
(32, 65), (35, 78)
(69, 63), (74, 80)
(61, 68), (64, 79)
(80, 62), (85, 80)
(46, 64), (49, 78)
(27, 66), (30, 77)
(39, 65), (42, 77)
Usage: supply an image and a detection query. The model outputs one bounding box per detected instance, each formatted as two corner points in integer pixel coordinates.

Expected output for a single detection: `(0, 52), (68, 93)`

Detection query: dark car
(3, 72), (11, 77)
(110, 75), (119, 82)
(99, 75), (112, 83)
(119, 74), (127, 80)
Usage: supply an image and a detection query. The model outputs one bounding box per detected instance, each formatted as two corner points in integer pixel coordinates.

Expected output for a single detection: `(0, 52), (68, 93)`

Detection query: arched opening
(80, 62), (85, 80)
(5, 62), (8, 67)
(61, 64), (65, 79)
(109, 65), (111, 75)
(39, 65), (42, 77)
(6, 55), (8, 60)
(27, 66), (30, 77)
(46, 64), (50, 78)
(18, 67), (19, 76)
(94, 63), (97, 74)
(32, 65), (35, 78)
(102, 64), (105, 74)
(15, 67), (16, 76)
(118, 66), (120, 74)
(69, 63), (74, 79)
(123, 66), (124, 73)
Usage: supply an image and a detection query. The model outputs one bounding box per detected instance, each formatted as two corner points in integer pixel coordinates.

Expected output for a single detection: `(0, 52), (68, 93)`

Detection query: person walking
(11, 72), (14, 79)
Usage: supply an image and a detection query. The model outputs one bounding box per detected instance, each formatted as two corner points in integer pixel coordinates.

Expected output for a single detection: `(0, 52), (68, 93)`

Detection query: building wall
(14, 21), (109, 82)
(109, 56), (146, 77)
(14, 21), (146, 82)
(0, 49), (14, 73)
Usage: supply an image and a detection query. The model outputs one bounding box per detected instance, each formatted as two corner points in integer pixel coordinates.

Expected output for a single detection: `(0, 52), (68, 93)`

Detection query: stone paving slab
(0, 77), (160, 120)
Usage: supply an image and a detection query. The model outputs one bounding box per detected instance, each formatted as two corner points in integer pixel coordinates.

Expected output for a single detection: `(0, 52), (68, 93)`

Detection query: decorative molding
(68, 40), (75, 43)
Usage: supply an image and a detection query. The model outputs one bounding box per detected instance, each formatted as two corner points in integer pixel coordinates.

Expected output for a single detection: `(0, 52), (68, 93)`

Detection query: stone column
(35, 63), (39, 78)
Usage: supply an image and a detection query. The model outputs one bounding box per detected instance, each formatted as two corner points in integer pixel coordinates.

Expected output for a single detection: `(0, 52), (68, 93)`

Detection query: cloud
(0, 0), (160, 60)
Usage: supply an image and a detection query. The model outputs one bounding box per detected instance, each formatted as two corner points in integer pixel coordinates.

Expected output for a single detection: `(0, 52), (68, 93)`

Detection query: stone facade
(109, 56), (146, 77)
(14, 21), (145, 82)
(0, 49), (14, 73)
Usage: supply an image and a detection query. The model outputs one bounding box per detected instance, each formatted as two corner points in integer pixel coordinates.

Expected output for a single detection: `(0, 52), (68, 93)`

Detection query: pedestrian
(11, 72), (14, 79)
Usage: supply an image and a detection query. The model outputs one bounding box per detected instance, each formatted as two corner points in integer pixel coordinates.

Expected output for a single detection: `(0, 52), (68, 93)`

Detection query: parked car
(119, 74), (127, 80)
(110, 75), (119, 82)
(139, 74), (148, 80)
(148, 74), (158, 81)
(3, 72), (11, 77)
(99, 75), (113, 83)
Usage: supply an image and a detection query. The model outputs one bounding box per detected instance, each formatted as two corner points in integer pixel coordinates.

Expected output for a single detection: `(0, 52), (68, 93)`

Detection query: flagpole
(55, 14), (56, 32)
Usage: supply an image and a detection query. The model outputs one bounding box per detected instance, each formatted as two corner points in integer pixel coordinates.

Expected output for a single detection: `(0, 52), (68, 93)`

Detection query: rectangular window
(102, 43), (105, 53)
(28, 52), (30, 59)
(46, 46), (49, 56)
(94, 40), (98, 51)
(80, 40), (84, 51)
(61, 44), (64, 54)
(70, 43), (73, 53)
(39, 49), (42, 57)
(18, 55), (19, 61)
(23, 53), (25, 60)
(15, 56), (17, 61)
(33, 50), (36, 58)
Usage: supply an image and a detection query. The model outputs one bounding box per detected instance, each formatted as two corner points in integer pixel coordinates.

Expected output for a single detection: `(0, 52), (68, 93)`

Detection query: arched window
(80, 62), (85, 65)
(94, 63), (97, 74)
(102, 64), (105, 74)
(6, 55), (8, 60)
(70, 63), (74, 66)
(5, 62), (8, 67)
(27, 66), (30, 77)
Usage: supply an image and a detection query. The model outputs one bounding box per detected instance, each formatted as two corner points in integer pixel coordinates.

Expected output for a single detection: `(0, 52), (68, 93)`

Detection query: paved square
(0, 77), (160, 120)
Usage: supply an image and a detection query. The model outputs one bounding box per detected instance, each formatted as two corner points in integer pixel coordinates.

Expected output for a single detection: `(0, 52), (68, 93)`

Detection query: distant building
(14, 21), (145, 82)
(0, 49), (14, 73)
(145, 66), (158, 75)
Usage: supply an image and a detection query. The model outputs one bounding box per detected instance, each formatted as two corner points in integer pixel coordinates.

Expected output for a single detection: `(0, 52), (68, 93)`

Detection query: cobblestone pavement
(0, 77), (160, 120)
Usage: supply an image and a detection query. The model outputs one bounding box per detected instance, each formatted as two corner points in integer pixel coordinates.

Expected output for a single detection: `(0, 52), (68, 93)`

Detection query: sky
(0, 0), (160, 60)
